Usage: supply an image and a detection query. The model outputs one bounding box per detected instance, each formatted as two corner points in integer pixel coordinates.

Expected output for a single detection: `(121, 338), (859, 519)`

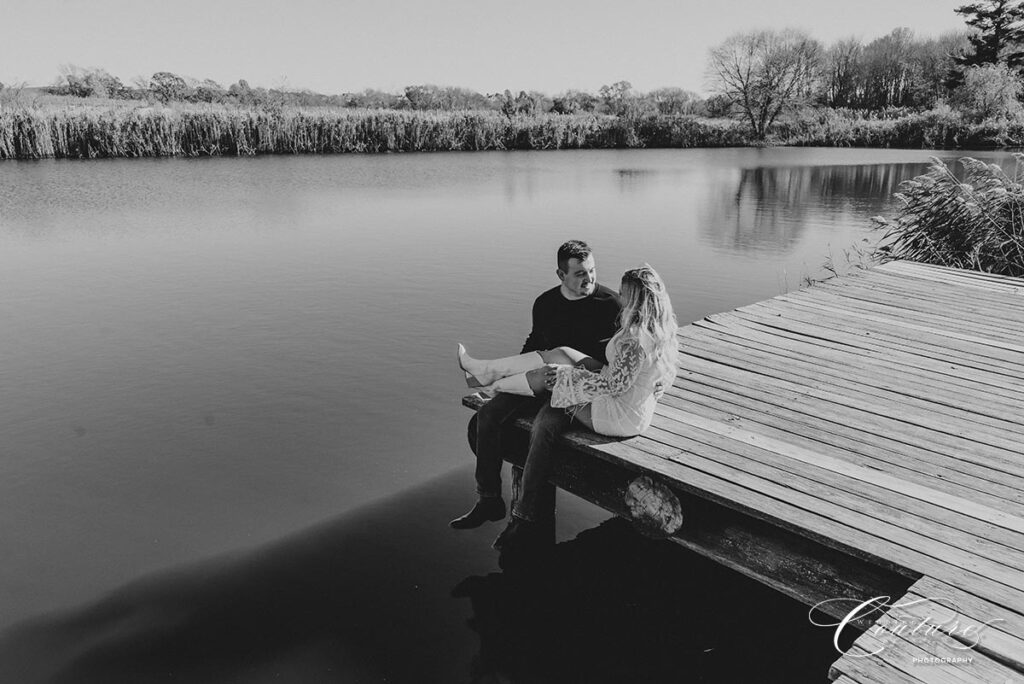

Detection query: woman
(458, 264), (679, 439)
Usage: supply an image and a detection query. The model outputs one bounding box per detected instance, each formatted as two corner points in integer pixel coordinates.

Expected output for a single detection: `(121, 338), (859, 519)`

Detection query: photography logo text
(809, 595), (1004, 660)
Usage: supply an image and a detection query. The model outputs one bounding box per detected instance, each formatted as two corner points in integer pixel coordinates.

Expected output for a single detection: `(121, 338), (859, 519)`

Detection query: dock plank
(729, 304), (1024, 382)
(681, 322), (1024, 428)
(880, 260), (1024, 293)
(805, 286), (1024, 343)
(674, 350), (1024, 471)
(821, 270), (1024, 329)
(653, 397), (1024, 549)
(698, 311), (1024, 406)
(664, 381), (1024, 510)
(755, 298), (1024, 372)
(706, 309), (1024, 396)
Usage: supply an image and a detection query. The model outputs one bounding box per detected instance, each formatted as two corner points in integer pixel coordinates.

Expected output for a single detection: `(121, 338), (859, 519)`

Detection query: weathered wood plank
(903, 577), (1024, 672)
(683, 321), (1024, 426)
(653, 397), (1024, 550)
(903, 260), (1024, 284)
(675, 342), (1024, 463)
(907, 576), (1024, 640)
(860, 261), (1024, 297)
(814, 270), (1024, 322)
(880, 260), (1024, 290)
(771, 293), (1024, 358)
(881, 260), (1024, 294)
(829, 676), (861, 684)
(625, 433), (1024, 614)
(691, 323), (1024, 434)
(642, 415), (1024, 584)
(829, 642), (929, 684)
(824, 270), (1024, 329)
(896, 597), (1024, 675)
(706, 309), (1024, 397)
(700, 310), (1024, 405)
(792, 285), (1024, 345)
(664, 379), (1024, 510)
(845, 625), (1021, 684)
(757, 297), (1024, 371)
(727, 304), (1024, 383)
(672, 355), (1024, 480)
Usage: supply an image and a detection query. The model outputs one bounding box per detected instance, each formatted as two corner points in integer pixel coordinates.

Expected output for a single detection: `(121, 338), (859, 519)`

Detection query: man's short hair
(557, 240), (592, 272)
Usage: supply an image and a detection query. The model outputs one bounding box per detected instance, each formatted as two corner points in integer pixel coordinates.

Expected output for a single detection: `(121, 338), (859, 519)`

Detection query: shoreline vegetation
(5, 103), (1024, 161)
(7, 2), (1024, 161)
(872, 154), (1024, 277)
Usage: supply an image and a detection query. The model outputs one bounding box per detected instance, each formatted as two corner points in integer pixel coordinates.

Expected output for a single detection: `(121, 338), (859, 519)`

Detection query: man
(449, 240), (622, 551)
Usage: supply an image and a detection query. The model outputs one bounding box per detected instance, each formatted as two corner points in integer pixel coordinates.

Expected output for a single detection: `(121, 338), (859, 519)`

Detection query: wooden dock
(462, 260), (1024, 683)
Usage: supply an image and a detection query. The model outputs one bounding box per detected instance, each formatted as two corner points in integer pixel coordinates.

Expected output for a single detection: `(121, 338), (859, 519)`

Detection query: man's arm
(520, 297), (547, 354)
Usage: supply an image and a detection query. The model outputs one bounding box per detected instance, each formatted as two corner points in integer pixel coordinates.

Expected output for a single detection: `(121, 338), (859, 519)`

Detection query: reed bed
(6, 102), (1023, 161)
(873, 156), (1024, 276)
(779, 108), (1024, 149)
(0, 104), (752, 160)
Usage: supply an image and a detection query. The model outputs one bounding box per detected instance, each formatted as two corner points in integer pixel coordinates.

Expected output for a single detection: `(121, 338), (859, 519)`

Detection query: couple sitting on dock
(453, 240), (679, 554)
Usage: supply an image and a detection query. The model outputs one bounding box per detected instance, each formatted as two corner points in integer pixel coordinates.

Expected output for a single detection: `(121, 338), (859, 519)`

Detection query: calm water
(0, 147), (1016, 682)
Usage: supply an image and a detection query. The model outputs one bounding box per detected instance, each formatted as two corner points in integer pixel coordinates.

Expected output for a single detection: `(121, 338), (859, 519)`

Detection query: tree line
(707, 0), (1024, 137)
(14, 66), (703, 119)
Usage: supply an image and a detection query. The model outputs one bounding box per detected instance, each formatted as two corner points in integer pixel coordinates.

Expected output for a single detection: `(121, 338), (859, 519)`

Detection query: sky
(2, 0), (969, 96)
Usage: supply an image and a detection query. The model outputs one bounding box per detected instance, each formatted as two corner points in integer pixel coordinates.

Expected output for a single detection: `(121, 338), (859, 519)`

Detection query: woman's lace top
(550, 334), (646, 408)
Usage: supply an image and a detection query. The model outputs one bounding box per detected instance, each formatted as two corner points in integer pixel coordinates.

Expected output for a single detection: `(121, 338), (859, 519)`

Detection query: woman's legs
(481, 348), (588, 398)
(568, 403), (596, 431)
(458, 344), (544, 386)
(538, 346), (592, 366)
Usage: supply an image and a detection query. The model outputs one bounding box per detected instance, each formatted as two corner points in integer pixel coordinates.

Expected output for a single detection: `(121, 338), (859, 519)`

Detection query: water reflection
(0, 470), (845, 684)
(458, 519), (850, 683)
(699, 163), (932, 254)
(614, 167), (659, 194)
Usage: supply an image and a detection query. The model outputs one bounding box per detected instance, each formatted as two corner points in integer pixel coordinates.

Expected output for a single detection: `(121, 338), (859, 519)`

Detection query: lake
(0, 147), (1016, 682)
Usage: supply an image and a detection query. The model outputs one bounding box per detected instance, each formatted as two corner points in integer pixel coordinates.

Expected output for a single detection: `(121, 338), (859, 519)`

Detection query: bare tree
(822, 38), (864, 108)
(859, 28), (918, 109)
(645, 87), (701, 115)
(707, 29), (823, 138)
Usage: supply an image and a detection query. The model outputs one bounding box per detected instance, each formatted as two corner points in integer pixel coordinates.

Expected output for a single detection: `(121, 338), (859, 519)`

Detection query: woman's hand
(574, 358), (605, 372)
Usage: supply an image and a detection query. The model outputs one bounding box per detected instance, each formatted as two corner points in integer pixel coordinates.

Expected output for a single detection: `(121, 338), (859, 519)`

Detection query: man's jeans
(474, 393), (570, 521)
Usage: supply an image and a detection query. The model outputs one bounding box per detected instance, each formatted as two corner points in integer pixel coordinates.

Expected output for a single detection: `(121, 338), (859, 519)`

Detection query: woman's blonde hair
(617, 264), (678, 367)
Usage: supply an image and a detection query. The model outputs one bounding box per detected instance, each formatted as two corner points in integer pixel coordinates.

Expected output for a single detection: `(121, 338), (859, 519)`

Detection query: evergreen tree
(955, 0), (1024, 68)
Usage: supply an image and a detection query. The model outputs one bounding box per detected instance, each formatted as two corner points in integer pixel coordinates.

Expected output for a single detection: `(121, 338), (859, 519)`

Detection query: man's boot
(449, 497), (506, 529)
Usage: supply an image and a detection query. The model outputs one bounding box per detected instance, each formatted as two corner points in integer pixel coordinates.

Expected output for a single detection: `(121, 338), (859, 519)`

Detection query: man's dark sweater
(520, 284), (621, 364)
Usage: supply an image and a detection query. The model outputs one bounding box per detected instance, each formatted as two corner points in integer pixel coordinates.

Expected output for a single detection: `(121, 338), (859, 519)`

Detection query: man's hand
(526, 364), (561, 393)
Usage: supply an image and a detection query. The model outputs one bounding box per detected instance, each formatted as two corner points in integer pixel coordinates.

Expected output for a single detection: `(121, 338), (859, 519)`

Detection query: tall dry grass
(0, 103), (751, 160)
(778, 107), (1024, 148)
(873, 156), (1024, 276)
(9, 101), (1022, 161)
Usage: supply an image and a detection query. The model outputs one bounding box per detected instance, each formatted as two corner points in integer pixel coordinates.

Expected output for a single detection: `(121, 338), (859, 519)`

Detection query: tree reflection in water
(699, 162), (932, 254)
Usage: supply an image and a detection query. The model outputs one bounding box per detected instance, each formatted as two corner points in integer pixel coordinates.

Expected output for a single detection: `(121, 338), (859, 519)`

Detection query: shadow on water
(0, 468), (849, 683)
